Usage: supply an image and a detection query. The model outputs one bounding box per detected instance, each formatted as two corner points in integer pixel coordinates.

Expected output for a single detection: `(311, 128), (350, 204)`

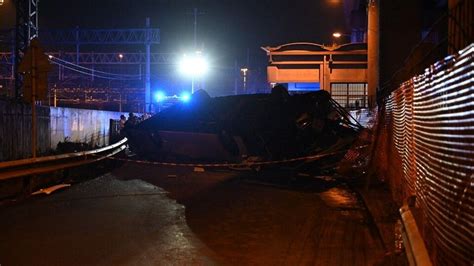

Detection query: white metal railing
(0, 138), (127, 181)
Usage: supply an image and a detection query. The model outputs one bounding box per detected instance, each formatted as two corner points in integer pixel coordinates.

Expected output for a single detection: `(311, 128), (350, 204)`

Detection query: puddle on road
(319, 186), (360, 210)
(311, 175), (336, 182)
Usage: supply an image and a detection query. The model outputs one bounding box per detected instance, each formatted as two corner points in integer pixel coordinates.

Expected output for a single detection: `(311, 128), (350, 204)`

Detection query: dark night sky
(1, 0), (346, 57)
(0, 0), (348, 95)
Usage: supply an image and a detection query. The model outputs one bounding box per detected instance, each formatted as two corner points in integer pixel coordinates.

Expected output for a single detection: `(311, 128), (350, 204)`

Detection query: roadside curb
(350, 181), (400, 253)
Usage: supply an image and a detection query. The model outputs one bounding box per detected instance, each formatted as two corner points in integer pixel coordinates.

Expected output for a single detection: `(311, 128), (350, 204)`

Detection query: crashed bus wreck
(125, 86), (362, 166)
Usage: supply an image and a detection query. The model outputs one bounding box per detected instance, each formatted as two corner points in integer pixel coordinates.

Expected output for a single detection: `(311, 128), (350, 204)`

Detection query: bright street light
(178, 51), (209, 78)
(178, 51), (209, 93)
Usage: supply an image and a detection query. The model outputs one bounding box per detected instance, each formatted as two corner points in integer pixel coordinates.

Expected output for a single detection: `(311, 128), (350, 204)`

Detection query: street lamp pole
(240, 68), (248, 94)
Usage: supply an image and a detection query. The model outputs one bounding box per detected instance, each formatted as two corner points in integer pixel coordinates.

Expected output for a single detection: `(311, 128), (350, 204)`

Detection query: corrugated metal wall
(0, 101), (51, 161)
(374, 44), (473, 265)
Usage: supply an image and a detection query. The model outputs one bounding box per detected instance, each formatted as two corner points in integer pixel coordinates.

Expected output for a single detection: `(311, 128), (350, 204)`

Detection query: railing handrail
(0, 138), (127, 169)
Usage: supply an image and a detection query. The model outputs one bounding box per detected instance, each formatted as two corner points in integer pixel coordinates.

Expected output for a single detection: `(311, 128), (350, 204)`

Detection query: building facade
(262, 42), (369, 108)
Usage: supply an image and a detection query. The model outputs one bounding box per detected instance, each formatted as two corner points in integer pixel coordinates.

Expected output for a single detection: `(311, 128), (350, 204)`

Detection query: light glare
(155, 91), (166, 102)
(180, 92), (191, 102)
(178, 52), (209, 77)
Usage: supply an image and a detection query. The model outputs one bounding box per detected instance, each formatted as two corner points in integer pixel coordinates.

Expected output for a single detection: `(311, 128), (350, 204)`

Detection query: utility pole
(189, 8), (205, 49)
(145, 17), (151, 113)
(14, 0), (40, 98)
(53, 84), (57, 107)
(192, 9), (197, 93)
(240, 68), (248, 94)
(188, 8), (205, 93)
(75, 26), (80, 64)
(246, 48), (250, 93)
(234, 60), (238, 95)
(31, 43), (37, 158)
(18, 38), (52, 158)
(193, 8), (198, 48)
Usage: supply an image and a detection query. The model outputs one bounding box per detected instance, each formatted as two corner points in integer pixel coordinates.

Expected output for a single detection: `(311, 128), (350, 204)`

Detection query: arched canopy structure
(261, 42), (369, 108)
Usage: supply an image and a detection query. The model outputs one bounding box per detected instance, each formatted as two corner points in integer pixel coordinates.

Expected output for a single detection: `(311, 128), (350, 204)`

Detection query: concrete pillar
(322, 55), (331, 92)
(367, 0), (379, 107)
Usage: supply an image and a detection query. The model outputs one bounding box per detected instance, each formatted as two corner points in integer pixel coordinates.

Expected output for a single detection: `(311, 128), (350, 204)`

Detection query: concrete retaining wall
(0, 100), (127, 161)
(50, 107), (125, 150)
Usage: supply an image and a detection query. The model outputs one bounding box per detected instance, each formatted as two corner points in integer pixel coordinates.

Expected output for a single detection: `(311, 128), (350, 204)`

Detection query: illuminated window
(330, 83), (367, 108)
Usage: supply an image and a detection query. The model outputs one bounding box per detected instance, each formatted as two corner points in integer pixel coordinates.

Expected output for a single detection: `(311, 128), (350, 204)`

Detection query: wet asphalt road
(0, 162), (385, 265)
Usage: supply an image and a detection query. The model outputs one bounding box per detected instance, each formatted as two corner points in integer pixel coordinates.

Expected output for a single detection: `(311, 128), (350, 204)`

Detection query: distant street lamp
(332, 32), (351, 45)
(240, 68), (248, 93)
(178, 51), (209, 93)
(332, 32), (352, 38)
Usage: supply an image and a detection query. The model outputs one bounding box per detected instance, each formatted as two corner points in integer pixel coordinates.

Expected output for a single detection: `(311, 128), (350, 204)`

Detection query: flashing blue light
(155, 91), (166, 102)
(180, 92), (191, 103)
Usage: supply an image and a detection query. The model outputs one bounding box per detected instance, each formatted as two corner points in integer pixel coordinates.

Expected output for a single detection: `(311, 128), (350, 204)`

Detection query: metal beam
(1, 52), (175, 65)
(39, 28), (160, 45)
(0, 52), (175, 83)
(14, 0), (39, 98)
(53, 52), (174, 65)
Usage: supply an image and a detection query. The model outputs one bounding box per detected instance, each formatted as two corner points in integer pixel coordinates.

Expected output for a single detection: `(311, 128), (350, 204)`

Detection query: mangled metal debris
(125, 86), (361, 164)
(31, 184), (71, 195)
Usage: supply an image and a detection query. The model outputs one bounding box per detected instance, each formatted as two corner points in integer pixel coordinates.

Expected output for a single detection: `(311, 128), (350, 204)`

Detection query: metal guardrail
(0, 138), (127, 181)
